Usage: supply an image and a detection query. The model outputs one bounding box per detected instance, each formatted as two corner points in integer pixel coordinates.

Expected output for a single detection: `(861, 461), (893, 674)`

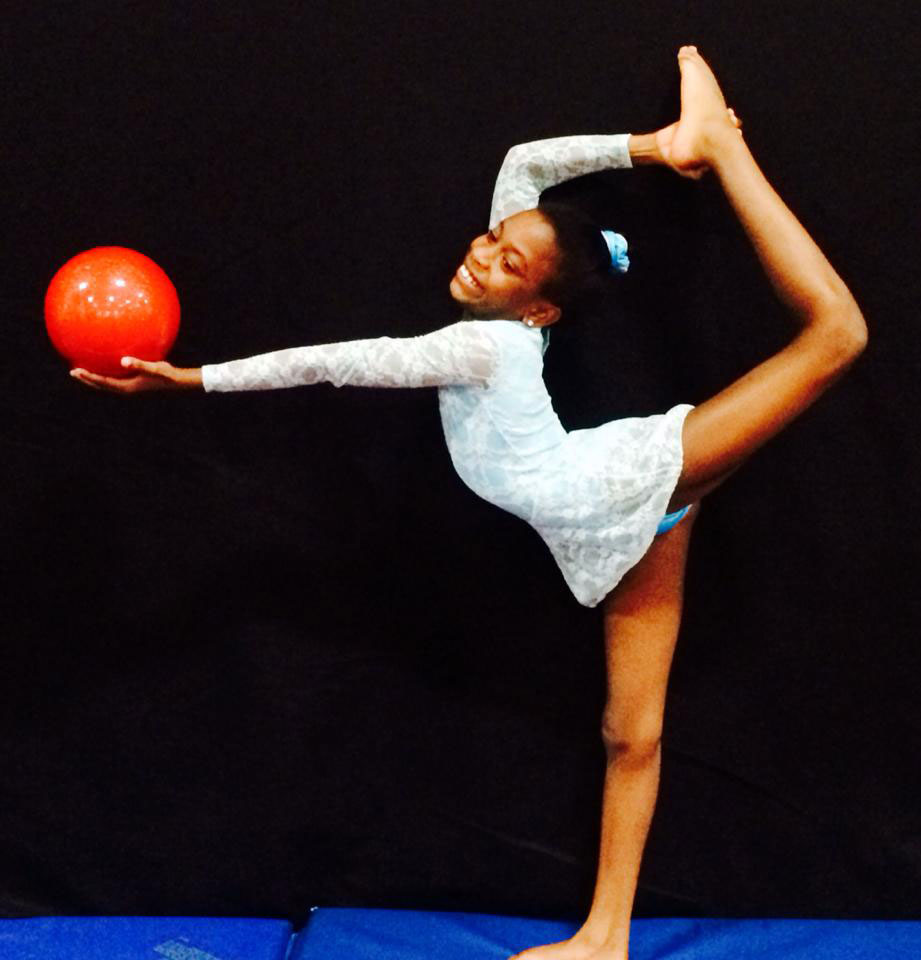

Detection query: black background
(2, 0), (920, 925)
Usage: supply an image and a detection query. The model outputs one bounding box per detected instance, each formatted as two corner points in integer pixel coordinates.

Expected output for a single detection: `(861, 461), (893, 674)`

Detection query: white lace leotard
(202, 133), (693, 607)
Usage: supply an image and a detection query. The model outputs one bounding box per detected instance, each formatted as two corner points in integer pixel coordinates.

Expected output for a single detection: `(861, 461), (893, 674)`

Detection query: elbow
(499, 144), (541, 186)
(495, 146), (525, 186)
(502, 143), (528, 166)
(497, 146), (527, 190)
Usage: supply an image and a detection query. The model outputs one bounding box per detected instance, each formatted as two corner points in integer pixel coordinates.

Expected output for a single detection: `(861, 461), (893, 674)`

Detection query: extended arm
(70, 321), (500, 394)
(201, 322), (497, 392)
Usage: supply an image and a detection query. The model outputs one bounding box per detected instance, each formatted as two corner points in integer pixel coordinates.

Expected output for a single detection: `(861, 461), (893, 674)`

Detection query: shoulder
(470, 320), (546, 382)
(487, 319), (544, 356)
(462, 317), (532, 342)
(448, 315), (545, 355)
(463, 318), (535, 356)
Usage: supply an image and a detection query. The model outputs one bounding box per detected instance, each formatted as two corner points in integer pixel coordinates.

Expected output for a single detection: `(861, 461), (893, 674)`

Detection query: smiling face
(449, 209), (562, 326)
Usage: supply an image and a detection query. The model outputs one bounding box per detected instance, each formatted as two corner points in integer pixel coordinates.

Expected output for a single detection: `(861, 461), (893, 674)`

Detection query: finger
(70, 369), (106, 391)
(121, 356), (175, 379)
(70, 370), (110, 390)
(120, 356), (161, 374)
(71, 369), (136, 392)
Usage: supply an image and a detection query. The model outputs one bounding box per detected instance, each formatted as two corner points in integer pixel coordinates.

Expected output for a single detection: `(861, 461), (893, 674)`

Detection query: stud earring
(526, 319), (535, 327)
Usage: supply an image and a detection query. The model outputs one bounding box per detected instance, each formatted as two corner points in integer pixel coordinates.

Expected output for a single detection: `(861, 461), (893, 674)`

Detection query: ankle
(575, 917), (630, 953)
(704, 123), (748, 171)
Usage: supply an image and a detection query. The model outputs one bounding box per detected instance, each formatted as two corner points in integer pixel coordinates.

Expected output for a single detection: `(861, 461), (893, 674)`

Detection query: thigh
(601, 504), (698, 730)
(672, 327), (856, 504)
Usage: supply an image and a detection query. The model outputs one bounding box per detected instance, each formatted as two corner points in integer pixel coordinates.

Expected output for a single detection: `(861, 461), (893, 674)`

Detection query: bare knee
(673, 298), (866, 504)
(601, 713), (663, 768)
(818, 299), (868, 369)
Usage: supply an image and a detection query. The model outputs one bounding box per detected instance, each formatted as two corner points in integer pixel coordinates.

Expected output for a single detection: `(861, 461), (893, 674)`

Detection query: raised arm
(488, 112), (747, 230)
(488, 134), (633, 228)
(70, 321), (500, 394)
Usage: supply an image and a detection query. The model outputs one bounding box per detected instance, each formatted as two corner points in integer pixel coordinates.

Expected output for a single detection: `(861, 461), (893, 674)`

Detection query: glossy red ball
(45, 247), (180, 378)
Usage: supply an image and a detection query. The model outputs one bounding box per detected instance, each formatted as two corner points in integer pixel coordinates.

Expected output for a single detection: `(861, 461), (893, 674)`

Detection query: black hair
(536, 201), (619, 316)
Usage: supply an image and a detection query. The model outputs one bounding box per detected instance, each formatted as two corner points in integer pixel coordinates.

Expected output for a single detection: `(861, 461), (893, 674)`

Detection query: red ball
(45, 246), (180, 378)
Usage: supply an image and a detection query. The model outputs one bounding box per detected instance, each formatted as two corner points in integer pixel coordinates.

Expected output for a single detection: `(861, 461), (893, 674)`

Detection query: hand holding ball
(45, 247), (180, 378)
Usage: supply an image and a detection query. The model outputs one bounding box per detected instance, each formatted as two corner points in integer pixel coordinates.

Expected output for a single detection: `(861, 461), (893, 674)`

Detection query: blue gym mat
(3, 910), (921, 958)
(289, 908), (921, 959)
(0, 916), (293, 960)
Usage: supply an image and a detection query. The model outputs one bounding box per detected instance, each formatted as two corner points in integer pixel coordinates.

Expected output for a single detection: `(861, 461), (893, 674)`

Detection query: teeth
(460, 264), (481, 290)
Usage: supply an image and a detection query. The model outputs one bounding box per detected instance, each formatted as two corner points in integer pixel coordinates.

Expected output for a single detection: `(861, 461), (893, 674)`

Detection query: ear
(521, 300), (561, 328)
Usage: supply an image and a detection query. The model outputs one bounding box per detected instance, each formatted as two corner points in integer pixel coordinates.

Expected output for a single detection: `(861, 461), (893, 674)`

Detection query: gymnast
(72, 47), (867, 960)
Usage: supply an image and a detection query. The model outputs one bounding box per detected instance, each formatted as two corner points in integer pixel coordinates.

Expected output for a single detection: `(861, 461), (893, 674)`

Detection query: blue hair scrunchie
(600, 229), (630, 274)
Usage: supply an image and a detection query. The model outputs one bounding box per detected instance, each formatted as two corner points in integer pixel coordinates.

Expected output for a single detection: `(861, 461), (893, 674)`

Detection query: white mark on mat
(154, 937), (226, 960)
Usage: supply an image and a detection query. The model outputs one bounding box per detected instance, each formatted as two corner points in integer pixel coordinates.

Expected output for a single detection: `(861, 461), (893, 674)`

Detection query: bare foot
(661, 46), (741, 177)
(508, 933), (625, 960)
(653, 106), (741, 179)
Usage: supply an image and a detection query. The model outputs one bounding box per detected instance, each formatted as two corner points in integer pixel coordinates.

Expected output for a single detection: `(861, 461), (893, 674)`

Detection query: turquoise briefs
(656, 504), (691, 535)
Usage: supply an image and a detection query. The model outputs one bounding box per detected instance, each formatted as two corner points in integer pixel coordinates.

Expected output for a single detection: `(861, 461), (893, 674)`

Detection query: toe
(678, 45), (702, 66)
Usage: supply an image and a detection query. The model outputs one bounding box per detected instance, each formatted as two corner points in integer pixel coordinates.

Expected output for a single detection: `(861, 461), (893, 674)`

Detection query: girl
(72, 48), (866, 960)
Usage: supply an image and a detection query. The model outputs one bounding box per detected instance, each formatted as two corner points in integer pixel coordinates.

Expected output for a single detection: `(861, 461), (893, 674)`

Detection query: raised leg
(662, 48), (866, 507)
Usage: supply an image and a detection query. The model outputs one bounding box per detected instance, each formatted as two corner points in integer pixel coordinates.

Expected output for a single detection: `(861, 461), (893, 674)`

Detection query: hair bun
(600, 229), (630, 274)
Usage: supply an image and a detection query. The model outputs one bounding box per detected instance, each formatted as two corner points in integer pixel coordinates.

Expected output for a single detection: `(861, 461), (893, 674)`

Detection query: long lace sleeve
(489, 133), (633, 229)
(201, 320), (499, 392)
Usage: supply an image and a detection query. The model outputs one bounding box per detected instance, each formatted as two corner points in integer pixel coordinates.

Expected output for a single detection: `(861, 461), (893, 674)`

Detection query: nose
(470, 234), (492, 268)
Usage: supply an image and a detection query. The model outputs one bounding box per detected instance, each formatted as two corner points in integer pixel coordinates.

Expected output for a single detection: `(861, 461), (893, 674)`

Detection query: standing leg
(511, 506), (697, 960)
(660, 48), (867, 508)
